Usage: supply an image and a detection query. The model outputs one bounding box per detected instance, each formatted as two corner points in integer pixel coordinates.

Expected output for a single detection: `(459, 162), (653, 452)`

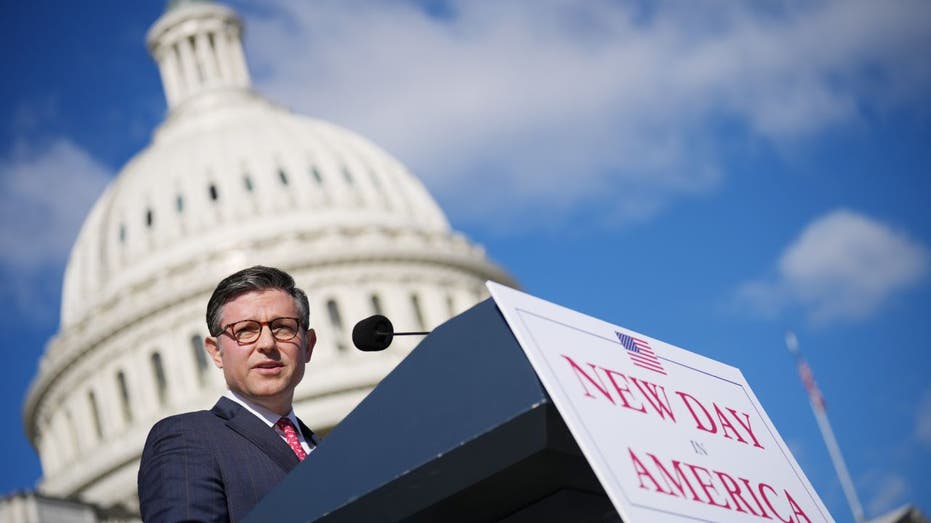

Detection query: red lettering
(741, 477), (773, 519)
(715, 471), (761, 516)
(628, 448), (670, 494)
(687, 464), (731, 509)
(728, 407), (766, 449)
(602, 368), (647, 413)
(630, 377), (676, 422)
(759, 483), (793, 523)
(627, 448), (808, 523)
(561, 355), (614, 404)
(785, 490), (812, 523)
(714, 403), (748, 444)
(676, 391), (717, 434)
(648, 453), (701, 501)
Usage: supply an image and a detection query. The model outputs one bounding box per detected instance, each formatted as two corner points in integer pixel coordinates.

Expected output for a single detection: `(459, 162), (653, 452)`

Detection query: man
(139, 266), (317, 522)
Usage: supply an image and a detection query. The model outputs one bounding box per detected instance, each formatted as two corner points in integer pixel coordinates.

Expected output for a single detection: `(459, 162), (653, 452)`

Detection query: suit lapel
(296, 417), (317, 447)
(212, 397), (300, 472)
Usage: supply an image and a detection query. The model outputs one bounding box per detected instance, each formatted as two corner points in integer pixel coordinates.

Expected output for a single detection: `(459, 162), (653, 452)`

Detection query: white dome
(60, 94), (454, 330)
(24, 1), (514, 514)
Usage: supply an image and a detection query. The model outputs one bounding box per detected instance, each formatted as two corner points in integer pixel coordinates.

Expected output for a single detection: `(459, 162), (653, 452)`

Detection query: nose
(254, 323), (278, 351)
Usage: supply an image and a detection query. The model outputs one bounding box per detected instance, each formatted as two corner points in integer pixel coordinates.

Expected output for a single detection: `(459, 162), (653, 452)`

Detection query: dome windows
(341, 166), (355, 186)
(208, 183), (219, 201)
(326, 298), (348, 352)
(445, 293), (456, 318)
(410, 293), (426, 331)
(243, 174), (254, 193)
(278, 167), (289, 186)
(370, 294), (383, 315)
(191, 334), (209, 385)
(176, 194), (184, 213)
(326, 298), (343, 329)
(145, 208), (154, 228)
(88, 390), (104, 440)
(116, 371), (132, 423)
(150, 352), (168, 406)
(310, 166), (323, 184)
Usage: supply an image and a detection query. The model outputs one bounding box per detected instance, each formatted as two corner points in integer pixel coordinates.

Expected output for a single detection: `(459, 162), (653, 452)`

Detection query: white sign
(487, 282), (832, 523)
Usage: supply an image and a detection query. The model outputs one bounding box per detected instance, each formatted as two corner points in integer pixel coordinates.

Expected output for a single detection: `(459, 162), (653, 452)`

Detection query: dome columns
(147, 2), (251, 110)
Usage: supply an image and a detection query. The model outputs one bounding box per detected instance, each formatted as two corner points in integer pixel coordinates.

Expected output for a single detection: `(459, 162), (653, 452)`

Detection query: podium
(245, 299), (621, 522)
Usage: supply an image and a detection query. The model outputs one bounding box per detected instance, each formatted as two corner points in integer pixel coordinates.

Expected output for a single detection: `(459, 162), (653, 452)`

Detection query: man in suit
(139, 266), (318, 522)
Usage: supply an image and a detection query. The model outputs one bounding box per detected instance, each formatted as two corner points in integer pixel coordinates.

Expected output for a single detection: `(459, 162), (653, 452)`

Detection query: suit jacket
(138, 397), (315, 523)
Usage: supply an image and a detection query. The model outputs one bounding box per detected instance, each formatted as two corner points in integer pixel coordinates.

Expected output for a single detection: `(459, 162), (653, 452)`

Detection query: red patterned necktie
(276, 417), (307, 461)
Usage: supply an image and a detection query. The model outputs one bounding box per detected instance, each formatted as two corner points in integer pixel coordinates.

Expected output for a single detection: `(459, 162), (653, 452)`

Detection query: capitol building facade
(16, 1), (513, 519)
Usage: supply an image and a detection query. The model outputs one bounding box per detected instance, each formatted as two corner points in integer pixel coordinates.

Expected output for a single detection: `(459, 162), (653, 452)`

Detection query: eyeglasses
(220, 317), (302, 345)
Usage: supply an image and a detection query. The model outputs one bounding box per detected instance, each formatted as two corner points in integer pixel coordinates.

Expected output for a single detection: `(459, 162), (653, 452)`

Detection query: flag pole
(785, 331), (865, 523)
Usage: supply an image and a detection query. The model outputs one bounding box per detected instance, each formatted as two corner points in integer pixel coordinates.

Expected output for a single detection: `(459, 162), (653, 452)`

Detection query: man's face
(205, 289), (315, 415)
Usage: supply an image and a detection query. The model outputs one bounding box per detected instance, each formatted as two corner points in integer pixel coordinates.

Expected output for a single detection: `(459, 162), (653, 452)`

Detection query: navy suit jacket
(138, 397), (315, 522)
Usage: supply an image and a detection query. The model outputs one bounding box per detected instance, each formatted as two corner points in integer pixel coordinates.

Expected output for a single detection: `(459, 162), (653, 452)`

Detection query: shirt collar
(224, 390), (298, 428)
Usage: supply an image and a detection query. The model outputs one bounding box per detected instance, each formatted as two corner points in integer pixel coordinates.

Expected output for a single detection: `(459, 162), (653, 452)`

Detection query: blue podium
(245, 299), (620, 522)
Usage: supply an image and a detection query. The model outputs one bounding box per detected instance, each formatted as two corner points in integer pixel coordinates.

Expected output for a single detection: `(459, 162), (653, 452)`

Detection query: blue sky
(1, 0), (929, 520)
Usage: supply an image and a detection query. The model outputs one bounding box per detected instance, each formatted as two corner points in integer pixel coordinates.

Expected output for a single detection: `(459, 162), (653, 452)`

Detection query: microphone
(351, 315), (430, 351)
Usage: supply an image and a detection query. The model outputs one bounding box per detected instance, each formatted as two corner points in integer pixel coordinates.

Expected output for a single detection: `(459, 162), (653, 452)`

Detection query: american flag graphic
(616, 331), (666, 375)
(797, 359), (826, 413)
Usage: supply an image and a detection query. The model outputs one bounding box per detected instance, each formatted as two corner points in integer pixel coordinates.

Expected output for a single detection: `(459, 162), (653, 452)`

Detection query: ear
(205, 336), (224, 368)
(304, 329), (317, 363)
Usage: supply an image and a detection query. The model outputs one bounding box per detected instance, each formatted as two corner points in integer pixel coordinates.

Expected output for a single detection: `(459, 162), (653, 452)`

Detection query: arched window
(278, 168), (289, 186)
(151, 352), (168, 405)
(445, 293), (456, 318)
(116, 371), (132, 422)
(326, 299), (343, 329)
(341, 166), (354, 186)
(88, 391), (104, 440)
(326, 299), (347, 351)
(191, 334), (209, 384)
(410, 293), (426, 331)
(370, 293), (383, 316)
(310, 165), (323, 184)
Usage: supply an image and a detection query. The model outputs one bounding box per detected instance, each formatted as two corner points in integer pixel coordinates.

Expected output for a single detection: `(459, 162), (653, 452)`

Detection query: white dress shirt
(223, 390), (315, 454)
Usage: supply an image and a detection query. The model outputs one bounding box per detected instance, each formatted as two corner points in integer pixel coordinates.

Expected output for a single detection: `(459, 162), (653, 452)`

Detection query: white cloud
(863, 472), (909, 517)
(233, 0), (931, 229)
(0, 140), (112, 315)
(736, 209), (929, 323)
(0, 139), (111, 269)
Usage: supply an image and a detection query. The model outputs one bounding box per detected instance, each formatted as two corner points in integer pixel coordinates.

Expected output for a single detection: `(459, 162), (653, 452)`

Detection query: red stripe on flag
(797, 360), (826, 412)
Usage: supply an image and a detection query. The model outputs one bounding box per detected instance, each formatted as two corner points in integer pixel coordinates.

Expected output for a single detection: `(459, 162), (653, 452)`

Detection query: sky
(1, 0), (929, 520)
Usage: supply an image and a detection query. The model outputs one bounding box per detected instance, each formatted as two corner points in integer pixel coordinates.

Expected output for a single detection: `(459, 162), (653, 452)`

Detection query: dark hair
(206, 265), (310, 336)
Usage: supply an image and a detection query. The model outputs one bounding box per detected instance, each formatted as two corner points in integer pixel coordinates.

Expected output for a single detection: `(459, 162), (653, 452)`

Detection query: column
(194, 32), (220, 85)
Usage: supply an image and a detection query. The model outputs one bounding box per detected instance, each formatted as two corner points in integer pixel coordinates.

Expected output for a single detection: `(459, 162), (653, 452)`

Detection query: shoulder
(144, 410), (219, 445)
(141, 411), (215, 466)
(138, 409), (231, 522)
(150, 409), (218, 431)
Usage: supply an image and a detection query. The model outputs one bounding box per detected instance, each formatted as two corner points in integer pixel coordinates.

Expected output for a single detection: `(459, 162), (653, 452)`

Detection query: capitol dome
(23, 0), (514, 514)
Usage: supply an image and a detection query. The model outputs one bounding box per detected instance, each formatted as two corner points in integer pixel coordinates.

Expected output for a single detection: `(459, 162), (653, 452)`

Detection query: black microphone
(351, 315), (430, 351)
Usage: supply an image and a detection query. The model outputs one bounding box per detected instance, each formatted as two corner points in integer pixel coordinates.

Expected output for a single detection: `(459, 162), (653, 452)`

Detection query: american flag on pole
(796, 359), (826, 413)
(616, 331), (666, 375)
